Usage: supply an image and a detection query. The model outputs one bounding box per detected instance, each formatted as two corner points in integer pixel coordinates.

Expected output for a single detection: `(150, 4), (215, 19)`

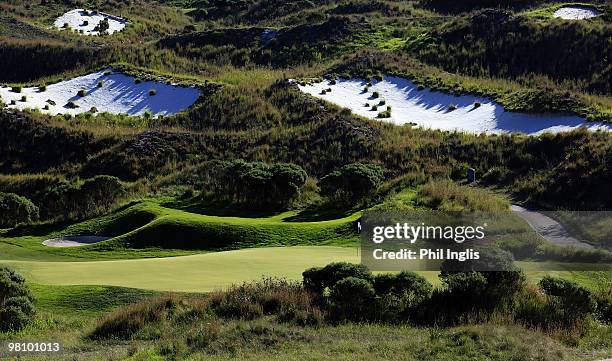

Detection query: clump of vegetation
(0, 192), (39, 228)
(11, 86), (21, 93)
(372, 91), (380, 98)
(66, 101), (79, 109)
(448, 103), (457, 111)
(39, 85), (46, 92)
(377, 109), (391, 118)
(319, 163), (384, 204)
(97, 81), (104, 88)
(149, 89), (157, 96)
(77, 89), (87, 97)
(94, 18), (110, 34)
(135, 79), (142, 84)
(20, 96), (27, 102)
(90, 107), (98, 113)
(0, 266), (35, 333)
(474, 101), (481, 108)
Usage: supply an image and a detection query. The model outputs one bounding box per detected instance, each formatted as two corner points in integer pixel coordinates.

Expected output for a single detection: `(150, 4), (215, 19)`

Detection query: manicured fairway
(2, 247), (367, 292)
(4, 245), (606, 293)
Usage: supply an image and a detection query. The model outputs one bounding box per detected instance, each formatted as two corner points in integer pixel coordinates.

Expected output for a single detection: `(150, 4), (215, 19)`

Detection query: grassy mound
(0, 199), (360, 259)
(93, 200), (360, 251)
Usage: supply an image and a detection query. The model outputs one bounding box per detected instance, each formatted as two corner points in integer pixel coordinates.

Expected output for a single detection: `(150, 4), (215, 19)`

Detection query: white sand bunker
(0, 69), (201, 116)
(297, 76), (612, 135)
(553, 5), (600, 20)
(54, 9), (127, 35)
(43, 236), (110, 247)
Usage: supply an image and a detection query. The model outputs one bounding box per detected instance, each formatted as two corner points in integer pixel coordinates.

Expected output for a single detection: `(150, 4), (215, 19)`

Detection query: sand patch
(553, 5), (600, 20)
(0, 69), (201, 117)
(43, 236), (110, 247)
(296, 76), (611, 135)
(54, 9), (127, 35)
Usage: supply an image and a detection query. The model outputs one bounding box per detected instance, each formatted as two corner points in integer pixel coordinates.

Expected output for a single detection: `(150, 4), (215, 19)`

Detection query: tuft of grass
(77, 89), (87, 97)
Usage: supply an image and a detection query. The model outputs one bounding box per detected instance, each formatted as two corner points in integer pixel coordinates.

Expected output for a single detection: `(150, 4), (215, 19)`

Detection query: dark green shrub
(539, 276), (595, 321)
(39, 85), (46, 92)
(0, 192), (39, 228)
(319, 163), (384, 203)
(330, 277), (375, 321)
(20, 96), (26, 102)
(97, 81), (104, 88)
(95, 18), (110, 34)
(0, 267), (35, 332)
(374, 271), (432, 302)
(302, 262), (373, 294)
(448, 103), (457, 111)
(11, 86), (21, 93)
(135, 79), (142, 84)
(372, 91), (379, 98)
(77, 89), (87, 97)
(66, 101), (78, 109)
(474, 101), (481, 108)
(149, 89), (157, 96)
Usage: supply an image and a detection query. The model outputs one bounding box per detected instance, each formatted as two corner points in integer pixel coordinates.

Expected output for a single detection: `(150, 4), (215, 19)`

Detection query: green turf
(2, 246), (365, 292)
(4, 246), (609, 293)
(0, 199), (362, 260)
(29, 284), (157, 318)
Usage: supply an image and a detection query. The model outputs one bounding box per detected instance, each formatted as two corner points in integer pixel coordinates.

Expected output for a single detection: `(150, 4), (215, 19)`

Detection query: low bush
(149, 89), (157, 96)
(0, 192), (39, 228)
(90, 295), (183, 340)
(11, 86), (21, 93)
(39, 85), (46, 92)
(77, 89), (87, 97)
(329, 277), (375, 321)
(319, 163), (384, 204)
(539, 276), (595, 326)
(66, 101), (78, 109)
(20, 96), (26, 102)
(303, 262), (373, 294)
(0, 267), (35, 332)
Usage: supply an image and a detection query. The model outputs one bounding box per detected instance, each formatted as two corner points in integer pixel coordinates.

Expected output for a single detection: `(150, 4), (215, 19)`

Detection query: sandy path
(510, 205), (594, 250)
(42, 236), (110, 247)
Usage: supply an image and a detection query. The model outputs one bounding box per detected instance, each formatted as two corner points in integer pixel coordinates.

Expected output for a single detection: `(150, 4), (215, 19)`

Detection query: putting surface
(2, 246), (362, 292)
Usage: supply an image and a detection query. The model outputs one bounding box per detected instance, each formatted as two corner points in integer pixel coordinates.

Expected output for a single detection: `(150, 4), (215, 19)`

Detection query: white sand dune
(553, 6), (600, 20)
(297, 76), (611, 135)
(42, 236), (110, 247)
(0, 69), (201, 116)
(54, 9), (127, 35)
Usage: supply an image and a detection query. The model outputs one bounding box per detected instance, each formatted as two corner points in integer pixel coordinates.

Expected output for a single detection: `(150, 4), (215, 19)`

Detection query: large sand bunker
(54, 9), (127, 35)
(553, 5), (600, 20)
(297, 76), (611, 135)
(43, 236), (110, 247)
(0, 69), (201, 116)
